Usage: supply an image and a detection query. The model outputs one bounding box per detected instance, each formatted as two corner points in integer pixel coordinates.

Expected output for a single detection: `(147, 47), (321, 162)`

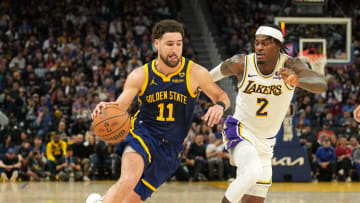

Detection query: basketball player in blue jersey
(88, 19), (230, 203)
(210, 24), (327, 203)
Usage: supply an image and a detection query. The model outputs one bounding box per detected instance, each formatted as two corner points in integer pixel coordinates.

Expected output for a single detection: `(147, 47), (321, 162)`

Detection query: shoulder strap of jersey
(238, 54), (249, 89)
(138, 60), (152, 96)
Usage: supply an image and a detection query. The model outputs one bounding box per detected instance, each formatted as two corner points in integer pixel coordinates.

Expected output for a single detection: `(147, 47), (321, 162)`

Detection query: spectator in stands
(57, 120), (69, 141)
(350, 121), (359, 135)
(16, 139), (32, 179)
(329, 134), (338, 148)
(0, 148), (21, 182)
(335, 136), (353, 182)
(351, 136), (360, 180)
(295, 119), (307, 137)
(46, 133), (67, 180)
(72, 134), (91, 181)
(31, 107), (52, 139)
(89, 140), (115, 180)
(58, 146), (83, 181)
(313, 96), (327, 117)
(0, 135), (13, 155)
(339, 111), (353, 126)
(206, 133), (224, 180)
(33, 135), (46, 156)
(315, 136), (336, 181)
(26, 147), (50, 181)
(186, 134), (207, 181)
(317, 121), (335, 143)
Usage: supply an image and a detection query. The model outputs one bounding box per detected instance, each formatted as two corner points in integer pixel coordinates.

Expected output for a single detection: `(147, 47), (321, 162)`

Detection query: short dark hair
(152, 19), (184, 41)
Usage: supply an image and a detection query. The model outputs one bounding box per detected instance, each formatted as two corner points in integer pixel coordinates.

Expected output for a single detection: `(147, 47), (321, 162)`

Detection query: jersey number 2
(157, 103), (175, 121)
(256, 98), (268, 117)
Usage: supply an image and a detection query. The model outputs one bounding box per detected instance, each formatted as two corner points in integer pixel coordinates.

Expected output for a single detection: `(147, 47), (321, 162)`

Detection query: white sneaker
(338, 169), (344, 176)
(86, 193), (103, 203)
(10, 171), (18, 182)
(83, 176), (90, 181)
(346, 177), (352, 182)
(1, 172), (8, 182)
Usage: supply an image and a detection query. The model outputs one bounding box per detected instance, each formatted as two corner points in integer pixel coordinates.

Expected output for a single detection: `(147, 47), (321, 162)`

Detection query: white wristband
(210, 62), (225, 82)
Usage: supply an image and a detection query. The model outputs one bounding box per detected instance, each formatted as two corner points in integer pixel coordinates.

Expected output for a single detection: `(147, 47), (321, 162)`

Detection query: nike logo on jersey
(248, 74), (258, 77)
(273, 71), (281, 80)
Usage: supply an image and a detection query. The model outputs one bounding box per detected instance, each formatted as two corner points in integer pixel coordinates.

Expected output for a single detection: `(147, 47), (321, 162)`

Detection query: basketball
(92, 104), (131, 144)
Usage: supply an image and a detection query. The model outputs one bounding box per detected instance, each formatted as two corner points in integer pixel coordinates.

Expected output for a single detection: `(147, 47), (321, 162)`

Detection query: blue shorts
(116, 119), (184, 201)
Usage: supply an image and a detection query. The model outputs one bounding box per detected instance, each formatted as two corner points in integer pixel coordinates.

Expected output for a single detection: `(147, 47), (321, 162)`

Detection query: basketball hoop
(298, 50), (327, 75)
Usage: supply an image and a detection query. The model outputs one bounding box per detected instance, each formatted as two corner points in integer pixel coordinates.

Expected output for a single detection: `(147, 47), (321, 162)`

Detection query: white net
(300, 53), (327, 75)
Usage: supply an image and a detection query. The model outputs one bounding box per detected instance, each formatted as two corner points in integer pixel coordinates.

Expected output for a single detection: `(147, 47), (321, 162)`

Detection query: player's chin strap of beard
(255, 26), (284, 43)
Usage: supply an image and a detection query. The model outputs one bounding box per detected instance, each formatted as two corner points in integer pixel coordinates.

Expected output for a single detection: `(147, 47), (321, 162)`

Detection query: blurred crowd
(0, 0), (360, 183)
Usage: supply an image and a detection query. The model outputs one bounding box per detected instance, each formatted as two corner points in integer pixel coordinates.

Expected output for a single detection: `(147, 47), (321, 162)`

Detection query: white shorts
(229, 124), (276, 198)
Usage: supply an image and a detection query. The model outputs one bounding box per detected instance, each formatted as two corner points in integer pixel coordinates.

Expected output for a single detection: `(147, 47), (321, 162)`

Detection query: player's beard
(159, 52), (180, 68)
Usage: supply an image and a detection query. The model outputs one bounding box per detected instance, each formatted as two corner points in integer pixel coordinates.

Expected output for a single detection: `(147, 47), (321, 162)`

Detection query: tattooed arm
(210, 54), (246, 82)
(280, 57), (327, 93)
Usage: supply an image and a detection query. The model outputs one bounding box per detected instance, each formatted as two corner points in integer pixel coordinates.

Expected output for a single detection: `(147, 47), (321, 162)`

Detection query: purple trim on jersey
(256, 181), (272, 185)
(223, 116), (245, 149)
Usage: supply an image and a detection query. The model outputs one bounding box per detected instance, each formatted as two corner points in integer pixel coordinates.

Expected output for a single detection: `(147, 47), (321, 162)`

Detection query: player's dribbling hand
(91, 102), (120, 120)
(278, 68), (299, 87)
(201, 104), (224, 127)
(354, 105), (360, 123)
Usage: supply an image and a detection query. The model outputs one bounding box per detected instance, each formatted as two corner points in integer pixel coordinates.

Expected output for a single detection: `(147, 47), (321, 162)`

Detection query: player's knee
(118, 174), (140, 186)
(239, 160), (262, 182)
(250, 164), (263, 181)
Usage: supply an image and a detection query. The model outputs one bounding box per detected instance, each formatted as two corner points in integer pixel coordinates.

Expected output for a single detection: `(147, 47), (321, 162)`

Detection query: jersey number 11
(156, 103), (175, 121)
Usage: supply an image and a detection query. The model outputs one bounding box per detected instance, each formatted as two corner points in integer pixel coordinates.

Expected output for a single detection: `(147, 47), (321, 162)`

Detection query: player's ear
(154, 39), (159, 50)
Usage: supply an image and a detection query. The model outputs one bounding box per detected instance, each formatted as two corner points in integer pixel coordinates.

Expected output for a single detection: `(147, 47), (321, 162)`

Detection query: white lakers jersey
(233, 53), (294, 139)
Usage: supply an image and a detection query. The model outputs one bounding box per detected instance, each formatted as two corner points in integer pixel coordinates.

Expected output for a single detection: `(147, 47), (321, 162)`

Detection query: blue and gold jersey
(136, 57), (198, 144)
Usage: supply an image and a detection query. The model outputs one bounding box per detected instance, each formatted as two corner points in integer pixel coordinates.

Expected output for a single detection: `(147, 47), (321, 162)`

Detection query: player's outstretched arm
(191, 63), (230, 127)
(210, 54), (246, 82)
(281, 57), (327, 94)
(91, 67), (144, 119)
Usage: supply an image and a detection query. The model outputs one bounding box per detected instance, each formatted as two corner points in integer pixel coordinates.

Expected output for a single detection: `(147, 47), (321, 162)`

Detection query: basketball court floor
(1, 181), (359, 203)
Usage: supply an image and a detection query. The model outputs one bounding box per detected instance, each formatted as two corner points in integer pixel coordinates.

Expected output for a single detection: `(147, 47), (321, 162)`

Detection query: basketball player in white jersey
(210, 24), (327, 203)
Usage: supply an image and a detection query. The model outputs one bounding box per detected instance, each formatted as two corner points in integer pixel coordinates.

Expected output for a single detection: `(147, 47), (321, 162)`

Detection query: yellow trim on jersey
(283, 79), (295, 91)
(239, 123), (252, 144)
(131, 110), (140, 129)
(141, 178), (156, 191)
(152, 57), (186, 82)
(238, 55), (248, 89)
(256, 177), (272, 184)
(186, 60), (198, 98)
(139, 64), (149, 96)
(253, 54), (282, 78)
(130, 129), (152, 165)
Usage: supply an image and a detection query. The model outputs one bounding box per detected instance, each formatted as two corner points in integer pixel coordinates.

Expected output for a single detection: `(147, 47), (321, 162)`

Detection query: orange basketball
(92, 104), (131, 144)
